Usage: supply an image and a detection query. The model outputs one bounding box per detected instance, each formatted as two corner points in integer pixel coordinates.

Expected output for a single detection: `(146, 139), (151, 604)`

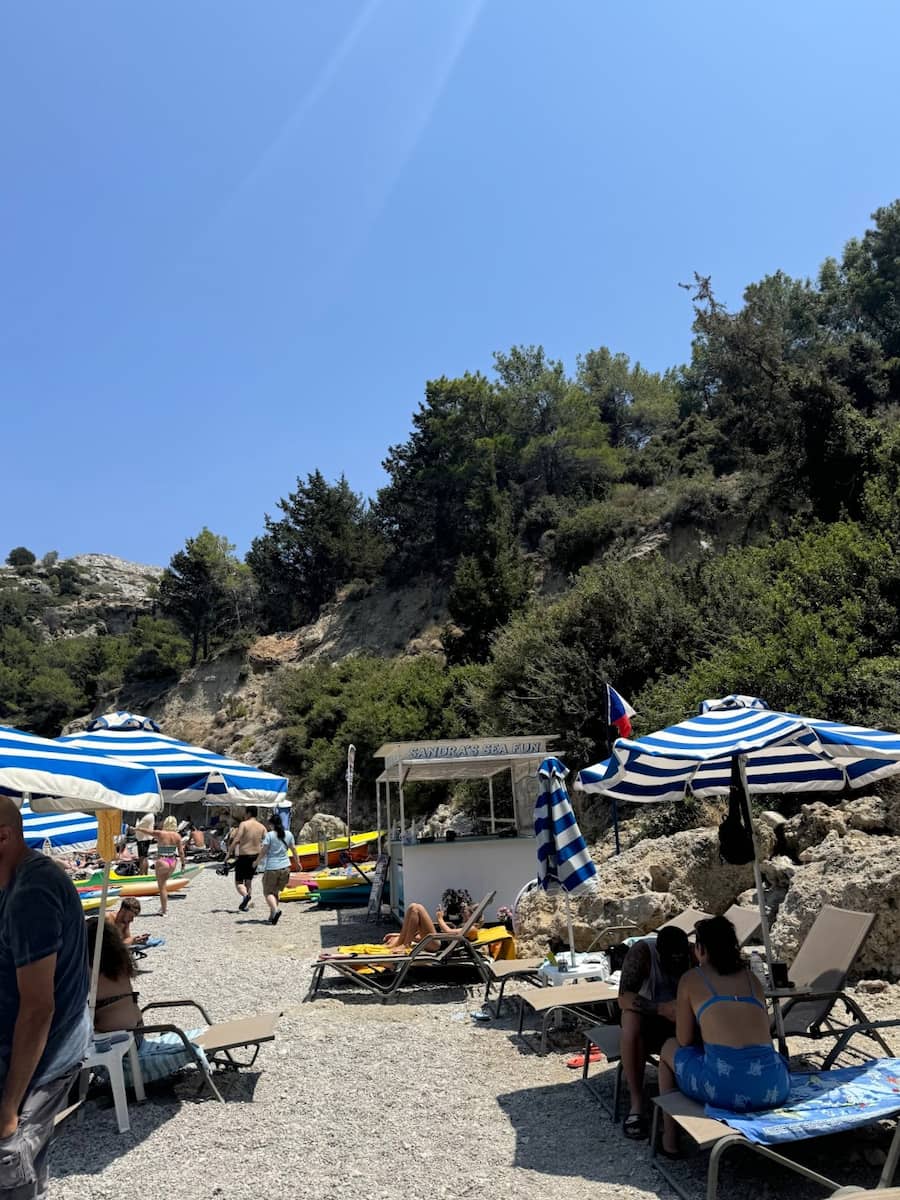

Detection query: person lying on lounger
(657, 915), (790, 1158)
(383, 900), (481, 951)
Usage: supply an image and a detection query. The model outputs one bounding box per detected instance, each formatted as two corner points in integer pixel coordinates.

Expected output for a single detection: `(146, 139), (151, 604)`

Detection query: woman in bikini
(658, 915), (790, 1157)
(128, 815), (185, 916)
(87, 918), (208, 1085)
(383, 899), (480, 951)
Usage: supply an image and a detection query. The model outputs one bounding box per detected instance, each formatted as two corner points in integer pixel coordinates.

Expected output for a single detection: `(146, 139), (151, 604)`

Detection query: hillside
(3, 201), (900, 823)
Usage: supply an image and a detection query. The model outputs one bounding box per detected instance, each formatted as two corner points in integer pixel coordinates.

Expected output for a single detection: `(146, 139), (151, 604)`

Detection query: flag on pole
(607, 684), (635, 739)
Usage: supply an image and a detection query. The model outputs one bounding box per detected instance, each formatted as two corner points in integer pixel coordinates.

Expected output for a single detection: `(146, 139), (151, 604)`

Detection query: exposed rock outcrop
(772, 831), (900, 976)
(515, 824), (777, 957)
(297, 813), (348, 843)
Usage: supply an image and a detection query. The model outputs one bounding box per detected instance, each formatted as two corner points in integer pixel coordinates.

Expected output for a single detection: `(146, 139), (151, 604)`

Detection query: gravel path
(50, 869), (900, 1200)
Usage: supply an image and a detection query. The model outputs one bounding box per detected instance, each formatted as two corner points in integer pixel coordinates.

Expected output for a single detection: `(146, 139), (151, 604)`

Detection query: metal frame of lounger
(775, 905), (895, 1067)
(308, 892), (496, 1002)
(650, 1087), (900, 1200)
(121, 1001), (280, 1102)
(515, 980), (620, 1055)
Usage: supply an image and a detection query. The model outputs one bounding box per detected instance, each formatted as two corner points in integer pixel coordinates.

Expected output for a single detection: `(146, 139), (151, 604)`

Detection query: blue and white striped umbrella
(20, 801), (98, 851)
(59, 711), (288, 807)
(575, 695), (900, 803)
(535, 757), (597, 896)
(0, 723), (162, 814)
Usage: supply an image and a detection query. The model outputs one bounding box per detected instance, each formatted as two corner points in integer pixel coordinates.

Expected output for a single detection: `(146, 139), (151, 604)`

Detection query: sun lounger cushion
(706, 1057), (900, 1144)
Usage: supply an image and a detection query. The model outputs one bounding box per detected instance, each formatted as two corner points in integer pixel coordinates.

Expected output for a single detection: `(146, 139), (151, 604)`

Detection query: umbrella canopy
(575, 694), (900, 802)
(59, 711), (288, 807)
(0, 723), (162, 814)
(20, 800), (98, 850)
(535, 757), (598, 895)
(535, 757), (598, 960)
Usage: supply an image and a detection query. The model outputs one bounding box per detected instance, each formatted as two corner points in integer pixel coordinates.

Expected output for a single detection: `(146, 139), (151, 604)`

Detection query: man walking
(228, 806), (267, 913)
(0, 797), (90, 1198)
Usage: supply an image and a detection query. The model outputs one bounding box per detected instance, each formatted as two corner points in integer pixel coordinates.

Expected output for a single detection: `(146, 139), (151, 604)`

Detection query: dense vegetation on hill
(4, 203), (900, 806)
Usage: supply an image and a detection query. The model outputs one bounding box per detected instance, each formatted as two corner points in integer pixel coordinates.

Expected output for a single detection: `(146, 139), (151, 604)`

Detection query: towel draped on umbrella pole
(535, 757), (598, 959)
(575, 694), (900, 1054)
(58, 711), (288, 807)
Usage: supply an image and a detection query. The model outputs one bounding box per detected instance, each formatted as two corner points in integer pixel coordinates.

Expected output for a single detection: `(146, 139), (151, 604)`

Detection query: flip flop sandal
(566, 1047), (605, 1069)
(623, 1113), (649, 1140)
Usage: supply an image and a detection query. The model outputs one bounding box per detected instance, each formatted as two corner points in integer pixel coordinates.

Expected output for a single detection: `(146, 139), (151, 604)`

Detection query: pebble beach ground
(51, 868), (900, 1200)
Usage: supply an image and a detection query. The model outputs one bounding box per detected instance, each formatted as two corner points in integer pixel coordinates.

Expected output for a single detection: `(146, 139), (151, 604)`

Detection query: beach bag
(718, 758), (755, 865)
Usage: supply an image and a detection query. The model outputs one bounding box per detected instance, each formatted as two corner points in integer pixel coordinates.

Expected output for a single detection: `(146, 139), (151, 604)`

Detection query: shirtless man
(0, 797), (90, 1198)
(228, 807), (267, 912)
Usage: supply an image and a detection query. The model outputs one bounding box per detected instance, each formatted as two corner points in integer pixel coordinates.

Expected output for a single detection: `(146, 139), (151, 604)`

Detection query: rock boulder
(515, 822), (776, 955)
(772, 831), (900, 975)
(297, 812), (348, 843)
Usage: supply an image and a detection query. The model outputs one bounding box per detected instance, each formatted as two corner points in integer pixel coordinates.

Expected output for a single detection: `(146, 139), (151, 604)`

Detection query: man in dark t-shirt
(0, 797), (90, 1197)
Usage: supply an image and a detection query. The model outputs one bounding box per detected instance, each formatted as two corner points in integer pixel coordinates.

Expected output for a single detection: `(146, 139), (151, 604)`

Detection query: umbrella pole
(736, 754), (788, 1057)
(88, 860), (112, 1024)
(564, 892), (576, 961)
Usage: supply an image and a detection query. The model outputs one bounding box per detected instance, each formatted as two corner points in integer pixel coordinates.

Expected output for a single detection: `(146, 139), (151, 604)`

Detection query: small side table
(83, 1032), (145, 1133)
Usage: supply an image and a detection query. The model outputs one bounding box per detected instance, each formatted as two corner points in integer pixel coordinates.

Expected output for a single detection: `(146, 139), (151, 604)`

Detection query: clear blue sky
(2, 1), (899, 566)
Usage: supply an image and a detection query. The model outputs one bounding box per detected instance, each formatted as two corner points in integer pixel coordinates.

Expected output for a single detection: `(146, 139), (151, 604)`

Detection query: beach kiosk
(374, 735), (558, 920)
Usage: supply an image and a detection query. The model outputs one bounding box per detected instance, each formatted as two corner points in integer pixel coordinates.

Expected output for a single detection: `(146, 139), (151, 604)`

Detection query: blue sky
(2, 0), (899, 566)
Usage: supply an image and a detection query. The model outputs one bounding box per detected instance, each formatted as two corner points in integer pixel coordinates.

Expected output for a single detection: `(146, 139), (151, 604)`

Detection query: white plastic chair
(83, 1031), (145, 1133)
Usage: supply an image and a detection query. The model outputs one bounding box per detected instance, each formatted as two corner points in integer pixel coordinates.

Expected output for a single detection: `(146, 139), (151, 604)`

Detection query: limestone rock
(797, 828), (873, 864)
(297, 813), (348, 843)
(759, 810), (787, 830)
(761, 856), (795, 889)
(858, 979), (889, 994)
(782, 802), (848, 857)
(772, 832), (900, 975)
(418, 803), (475, 838)
(840, 792), (900, 835)
(515, 823), (776, 953)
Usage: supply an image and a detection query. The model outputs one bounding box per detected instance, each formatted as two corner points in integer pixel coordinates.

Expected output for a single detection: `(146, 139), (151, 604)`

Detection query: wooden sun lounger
(516, 979), (619, 1054)
(650, 1088), (900, 1200)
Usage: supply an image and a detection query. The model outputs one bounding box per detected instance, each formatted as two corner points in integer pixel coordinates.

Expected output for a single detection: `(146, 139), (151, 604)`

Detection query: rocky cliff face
(0, 553), (163, 639)
(516, 790), (900, 977)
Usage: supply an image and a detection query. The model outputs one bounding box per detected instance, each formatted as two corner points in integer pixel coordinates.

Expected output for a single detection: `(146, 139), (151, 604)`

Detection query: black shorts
(235, 854), (257, 884)
(136, 840), (151, 858)
(640, 1013), (676, 1054)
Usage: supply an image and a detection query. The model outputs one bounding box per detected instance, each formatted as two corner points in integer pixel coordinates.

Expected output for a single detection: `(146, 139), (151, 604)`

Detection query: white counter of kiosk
(374, 735), (558, 921)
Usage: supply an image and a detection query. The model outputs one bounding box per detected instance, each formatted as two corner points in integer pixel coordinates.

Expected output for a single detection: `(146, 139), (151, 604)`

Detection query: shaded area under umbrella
(575, 693), (900, 1052)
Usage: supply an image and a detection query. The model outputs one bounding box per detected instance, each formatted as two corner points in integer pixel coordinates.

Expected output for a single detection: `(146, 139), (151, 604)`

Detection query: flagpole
(603, 683), (621, 855)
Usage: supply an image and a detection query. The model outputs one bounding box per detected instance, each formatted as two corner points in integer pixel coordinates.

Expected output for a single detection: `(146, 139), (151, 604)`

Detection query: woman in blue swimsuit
(658, 915), (790, 1157)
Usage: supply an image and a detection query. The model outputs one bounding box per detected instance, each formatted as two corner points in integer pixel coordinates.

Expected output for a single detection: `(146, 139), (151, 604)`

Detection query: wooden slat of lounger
(194, 1013), (279, 1053)
(523, 981), (619, 1013)
(653, 1090), (732, 1150)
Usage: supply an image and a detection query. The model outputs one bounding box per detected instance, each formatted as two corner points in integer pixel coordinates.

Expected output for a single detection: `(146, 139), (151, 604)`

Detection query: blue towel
(142, 937), (166, 948)
(706, 1058), (900, 1144)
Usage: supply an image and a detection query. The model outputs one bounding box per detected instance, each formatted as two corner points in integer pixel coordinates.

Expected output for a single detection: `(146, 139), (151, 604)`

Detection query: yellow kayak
(279, 885), (311, 902)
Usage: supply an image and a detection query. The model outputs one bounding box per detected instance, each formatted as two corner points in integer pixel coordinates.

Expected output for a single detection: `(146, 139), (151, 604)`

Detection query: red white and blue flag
(607, 684), (635, 739)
